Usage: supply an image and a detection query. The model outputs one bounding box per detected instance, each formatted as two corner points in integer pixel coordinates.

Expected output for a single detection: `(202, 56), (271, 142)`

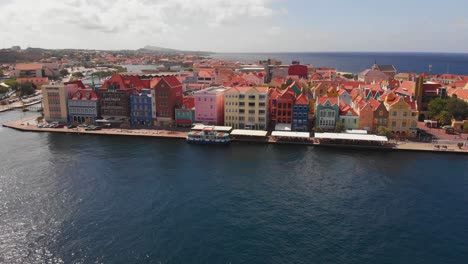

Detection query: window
(392, 121), (396, 127)
(239, 94), (245, 99)
(248, 95), (256, 100)
(402, 121), (407, 128)
(259, 110), (265, 114)
(393, 111), (397, 116)
(259, 102), (266, 107)
(239, 102), (245, 106)
(249, 102), (255, 107)
(239, 109), (245, 114)
(259, 94), (266, 100)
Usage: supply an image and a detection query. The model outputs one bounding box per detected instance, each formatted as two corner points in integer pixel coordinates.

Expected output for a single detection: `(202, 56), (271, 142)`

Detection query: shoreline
(2, 117), (467, 155)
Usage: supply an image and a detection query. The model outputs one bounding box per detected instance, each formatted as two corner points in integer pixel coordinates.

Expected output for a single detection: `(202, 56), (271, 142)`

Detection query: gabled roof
(183, 97), (195, 109)
(71, 89), (99, 100)
(368, 97), (381, 111)
(295, 92), (309, 105)
(339, 101), (358, 116)
(279, 87), (296, 100)
(317, 96), (338, 105)
(377, 65), (397, 72)
(65, 80), (86, 90)
(161, 76), (182, 88)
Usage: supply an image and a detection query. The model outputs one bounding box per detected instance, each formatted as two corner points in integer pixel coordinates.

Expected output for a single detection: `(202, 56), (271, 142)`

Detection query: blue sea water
(210, 52), (468, 75)
(0, 110), (468, 263)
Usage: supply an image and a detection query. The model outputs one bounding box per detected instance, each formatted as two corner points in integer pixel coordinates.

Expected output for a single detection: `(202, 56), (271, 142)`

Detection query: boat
(186, 127), (231, 145)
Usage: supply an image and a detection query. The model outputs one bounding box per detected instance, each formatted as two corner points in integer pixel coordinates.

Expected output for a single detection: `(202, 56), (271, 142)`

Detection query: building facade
(152, 76), (183, 125)
(384, 92), (419, 137)
(130, 89), (153, 127)
(372, 100), (389, 133)
(292, 93), (309, 131)
(275, 87), (296, 125)
(68, 89), (100, 124)
(194, 86), (228, 125)
(224, 86), (268, 130)
(175, 97), (195, 127)
(42, 83), (79, 122)
(315, 97), (339, 131)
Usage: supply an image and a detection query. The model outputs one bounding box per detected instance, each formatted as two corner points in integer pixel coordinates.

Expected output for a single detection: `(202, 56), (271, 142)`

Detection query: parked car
(67, 124), (77, 129)
(78, 124), (88, 128)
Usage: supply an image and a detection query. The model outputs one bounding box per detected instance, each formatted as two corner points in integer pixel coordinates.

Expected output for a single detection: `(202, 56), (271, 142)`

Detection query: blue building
(130, 89), (153, 127)
(292, 93), (310, 131)
(68, 89), (100, 124)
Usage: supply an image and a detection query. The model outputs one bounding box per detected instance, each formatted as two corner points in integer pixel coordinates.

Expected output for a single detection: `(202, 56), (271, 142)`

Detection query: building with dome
(358, 64), (389, 84)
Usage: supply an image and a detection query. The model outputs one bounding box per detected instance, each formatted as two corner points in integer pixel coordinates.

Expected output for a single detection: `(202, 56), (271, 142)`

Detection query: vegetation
(0, 70), (4, 77)
(60, 69), (69, 77)
(378, 126), (393, 139)
(334, 122), (345, 133)
(72, 72), (85, 78)
(428, 97), (468, 124)
(0, 85), (9, 94)
(4, 79), (20, 91)
(457, 142), (464, 149)
(18, 82), (36, 96)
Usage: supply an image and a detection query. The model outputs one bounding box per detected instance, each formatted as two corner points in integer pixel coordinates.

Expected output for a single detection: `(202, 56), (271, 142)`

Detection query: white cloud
(0, 0), (282, 51)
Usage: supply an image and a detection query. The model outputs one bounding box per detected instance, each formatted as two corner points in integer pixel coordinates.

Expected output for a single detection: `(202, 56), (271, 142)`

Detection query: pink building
(194, 86), (229, 125)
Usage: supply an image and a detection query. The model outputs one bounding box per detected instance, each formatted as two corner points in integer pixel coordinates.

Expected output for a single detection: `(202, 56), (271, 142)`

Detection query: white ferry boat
(186, 127), (231, 145)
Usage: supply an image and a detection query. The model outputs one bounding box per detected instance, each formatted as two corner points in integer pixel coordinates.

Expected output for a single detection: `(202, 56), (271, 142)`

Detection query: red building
(275, 87), (296, 124)
(152, 76), (183, 125)
(288, 63), (308, 78)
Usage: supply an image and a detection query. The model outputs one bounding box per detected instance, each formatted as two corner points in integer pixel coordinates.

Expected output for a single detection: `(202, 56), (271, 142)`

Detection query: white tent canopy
(275, 123), (292, 131)
(191, 124), (232, 132)
(314, 132), (388, 142)
(231, 130), (268, 137)
(272, 131), (310, 138)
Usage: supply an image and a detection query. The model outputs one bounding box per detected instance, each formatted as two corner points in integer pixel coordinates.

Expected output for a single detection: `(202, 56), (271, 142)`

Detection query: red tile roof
(162, 76), (182, 88)
(71, 89), (99, 100)
(64, 80), (86, 90)
(295, 92), (309, 104)
(183, 97), (195, 109)
(317, 96), (338, 105)
(14, 63), (43, 70)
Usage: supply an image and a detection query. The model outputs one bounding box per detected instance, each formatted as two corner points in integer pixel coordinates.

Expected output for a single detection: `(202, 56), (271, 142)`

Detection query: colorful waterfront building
(339, 101), (359, 130)
(224, 86), (268, 130)
(194, 86), (229, 125)
(292, 93), (309, 131)
(371, 99), (389, 133)
(352, 97), (374, 131)
(383, 92), (419, 137)
(151, 76), (183, 126)
(42, 83), (80, 123)
(175, 97), (195, 127)
(268, 88), (281, 125)
(68, 89), (100, 124)
(315, 96), (339, 131)
(100, 74), (146, 126)
(275, 87), (296, 125)
(130, 89), (152, 127)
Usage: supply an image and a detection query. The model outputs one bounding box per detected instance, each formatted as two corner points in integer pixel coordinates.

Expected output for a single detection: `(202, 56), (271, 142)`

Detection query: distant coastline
(209, 52), (468, 75)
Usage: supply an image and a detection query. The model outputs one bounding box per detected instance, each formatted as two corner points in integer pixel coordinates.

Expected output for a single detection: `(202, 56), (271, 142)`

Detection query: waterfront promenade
(2, 117), (467, 154)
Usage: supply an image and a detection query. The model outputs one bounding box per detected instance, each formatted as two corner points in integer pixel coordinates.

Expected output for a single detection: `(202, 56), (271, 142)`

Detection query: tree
(19, 82), (36, 96)
(0, 70), (4, 77)
(378, 126), (393, 139)
(4, 79), (20, 91)
(0, 86), (8, 94)
(435, 110), (452, 126)
(446, 97), (468, 121)
(334, 122), (345, 133)
(427, 97), (447, 119)
(72, 72), (84, 78)
(59, 69), (69, 77)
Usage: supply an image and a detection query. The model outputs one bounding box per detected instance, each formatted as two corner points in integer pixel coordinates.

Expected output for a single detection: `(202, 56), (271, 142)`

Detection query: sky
(1, 0), (468, 53)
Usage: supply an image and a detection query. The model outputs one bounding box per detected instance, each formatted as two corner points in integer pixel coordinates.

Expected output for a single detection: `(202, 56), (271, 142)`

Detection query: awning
(314, 132), (388, 142)
(231, 129), (268, 137)
(272, 131), (310, 138)
(191, 124), (232, 132)
(176, 119), (193, 124)
(275, 123), (292, 131)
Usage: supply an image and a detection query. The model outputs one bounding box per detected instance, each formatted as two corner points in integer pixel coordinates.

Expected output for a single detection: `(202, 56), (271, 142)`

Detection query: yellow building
(384, 92), (419, 137)
(42, 84), (79, 122)
(224, 86), (269, 130)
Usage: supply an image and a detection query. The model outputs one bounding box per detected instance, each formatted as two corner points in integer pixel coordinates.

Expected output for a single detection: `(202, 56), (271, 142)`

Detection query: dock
(2, 117), (467, 154)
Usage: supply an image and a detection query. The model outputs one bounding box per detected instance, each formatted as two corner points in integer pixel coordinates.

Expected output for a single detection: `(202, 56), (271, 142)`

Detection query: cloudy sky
(2, 0), (468, 52)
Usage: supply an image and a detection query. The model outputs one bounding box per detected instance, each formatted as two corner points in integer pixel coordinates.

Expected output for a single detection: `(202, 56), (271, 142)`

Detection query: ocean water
(1, 110), (468, 263)
(210, 52), (468, 75)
